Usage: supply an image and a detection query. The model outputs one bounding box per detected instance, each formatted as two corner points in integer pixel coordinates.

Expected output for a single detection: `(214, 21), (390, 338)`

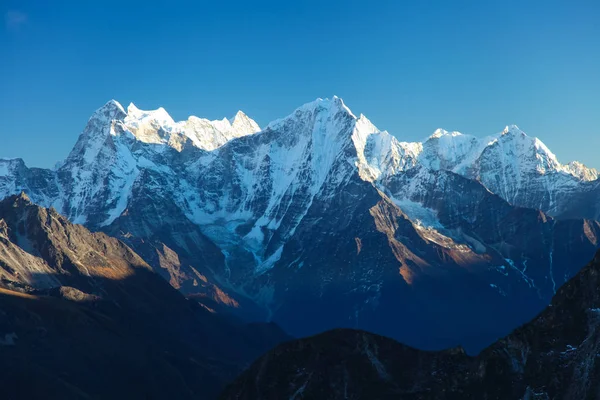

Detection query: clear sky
(1, 0), (599, 168)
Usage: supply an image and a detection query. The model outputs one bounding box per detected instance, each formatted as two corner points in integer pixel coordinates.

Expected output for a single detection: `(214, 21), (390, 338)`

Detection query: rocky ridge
(0, 193), (287, 399)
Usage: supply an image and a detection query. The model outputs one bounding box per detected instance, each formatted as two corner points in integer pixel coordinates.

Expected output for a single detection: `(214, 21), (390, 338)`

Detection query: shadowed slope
(0, 193), (288, 399)
(222, 249), (600, 399)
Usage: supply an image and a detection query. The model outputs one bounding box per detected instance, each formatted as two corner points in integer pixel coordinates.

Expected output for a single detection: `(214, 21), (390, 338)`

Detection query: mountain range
(1, 96), (599, 352)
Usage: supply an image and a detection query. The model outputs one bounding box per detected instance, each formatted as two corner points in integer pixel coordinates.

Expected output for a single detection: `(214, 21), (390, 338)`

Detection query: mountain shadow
(221, 249), (600, 399)
(0, 193), (288, 399)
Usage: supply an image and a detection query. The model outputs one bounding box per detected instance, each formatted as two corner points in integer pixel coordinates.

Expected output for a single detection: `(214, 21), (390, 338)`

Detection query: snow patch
(394, 198), (443, 230)
(256, 246), (283, 274)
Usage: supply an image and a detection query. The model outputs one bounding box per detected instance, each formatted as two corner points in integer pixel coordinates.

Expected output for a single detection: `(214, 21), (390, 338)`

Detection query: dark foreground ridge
(0, 193), (288, 399)
(222, 249), (600, 399)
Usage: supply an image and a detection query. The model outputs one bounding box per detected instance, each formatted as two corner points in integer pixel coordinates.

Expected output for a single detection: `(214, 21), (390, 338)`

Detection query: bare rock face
(50, 286), (103, 302)
(0, 194), (288, 400)
(221, 250), (600, 400)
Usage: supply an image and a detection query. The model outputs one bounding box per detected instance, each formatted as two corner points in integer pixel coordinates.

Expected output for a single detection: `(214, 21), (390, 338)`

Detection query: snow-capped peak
(126, 102), (141, 116)
(181, 110), (260, 151)
(501, 124), (523, 135)
(90, 100), (126, 124)
(100, 99), (125, 113)
(230, 110), (261, 135)
(119, 103), (177, 145)
(0, 158), (25, 177)
(428, 128), (464, 139)
(60, 100), (128, 167)
(75, 101), (262, 152)
(487, 125), (571, 174)
(124, 103), (175, 129)
(266, 96), (357, 133)
(332, 95), (357, 119)
(565, 161), (599, 181)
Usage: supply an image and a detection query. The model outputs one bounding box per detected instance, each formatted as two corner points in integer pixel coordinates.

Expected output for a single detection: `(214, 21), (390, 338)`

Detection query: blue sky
(1, 0), (599, 168)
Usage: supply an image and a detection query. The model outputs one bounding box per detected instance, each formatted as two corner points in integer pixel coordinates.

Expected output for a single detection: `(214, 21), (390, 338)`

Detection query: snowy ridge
(366, 123), (599, 219)
(375, 124), (598, 183)
(1, 96), (598, 230)
(119, 101), (261, 151)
